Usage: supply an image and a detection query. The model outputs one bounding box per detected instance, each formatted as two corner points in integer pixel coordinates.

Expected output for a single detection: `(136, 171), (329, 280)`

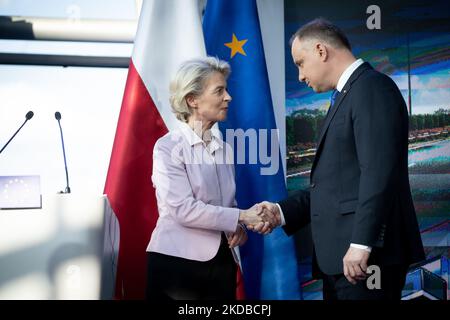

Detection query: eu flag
(203, 0), (301, 299)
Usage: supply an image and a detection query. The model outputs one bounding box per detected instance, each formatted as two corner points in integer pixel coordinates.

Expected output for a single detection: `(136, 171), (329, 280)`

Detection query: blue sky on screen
(284, 0), (450, 116)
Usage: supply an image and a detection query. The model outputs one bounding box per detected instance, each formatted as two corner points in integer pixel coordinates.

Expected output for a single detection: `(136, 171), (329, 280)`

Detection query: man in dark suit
(255, 18), (425, 300)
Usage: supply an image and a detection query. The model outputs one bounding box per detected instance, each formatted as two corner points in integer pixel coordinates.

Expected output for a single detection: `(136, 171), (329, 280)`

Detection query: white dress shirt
(336, 58), (364, 92)
(277, 58), (371, 253)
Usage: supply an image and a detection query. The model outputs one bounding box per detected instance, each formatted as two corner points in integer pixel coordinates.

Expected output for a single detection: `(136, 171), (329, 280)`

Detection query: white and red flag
(104, 0), (206, 299)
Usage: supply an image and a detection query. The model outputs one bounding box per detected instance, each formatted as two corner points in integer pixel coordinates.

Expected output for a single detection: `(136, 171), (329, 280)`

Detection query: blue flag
(203, 0), (301, 299)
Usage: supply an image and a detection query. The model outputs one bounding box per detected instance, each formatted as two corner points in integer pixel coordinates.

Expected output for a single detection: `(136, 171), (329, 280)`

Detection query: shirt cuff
(350, 243), (372, 252)
(275, 203), (286, 226)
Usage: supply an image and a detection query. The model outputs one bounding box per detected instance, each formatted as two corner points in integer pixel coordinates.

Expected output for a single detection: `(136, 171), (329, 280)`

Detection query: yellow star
(224, 33), (248, 58)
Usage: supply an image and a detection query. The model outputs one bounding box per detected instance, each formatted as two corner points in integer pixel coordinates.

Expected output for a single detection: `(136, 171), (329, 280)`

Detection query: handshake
(238, 202), (281, 235)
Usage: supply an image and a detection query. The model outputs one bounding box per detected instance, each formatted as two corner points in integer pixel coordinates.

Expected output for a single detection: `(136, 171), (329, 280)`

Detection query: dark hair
(290, 18), (351, 50)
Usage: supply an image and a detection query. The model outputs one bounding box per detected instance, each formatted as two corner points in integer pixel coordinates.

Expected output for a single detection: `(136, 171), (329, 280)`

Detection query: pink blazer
(146, 122), (240, 261)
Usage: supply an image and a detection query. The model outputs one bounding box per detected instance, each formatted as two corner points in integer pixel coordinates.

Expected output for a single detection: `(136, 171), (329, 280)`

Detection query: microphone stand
(56, 115), (71, 193)
(0, 112), (33, 154)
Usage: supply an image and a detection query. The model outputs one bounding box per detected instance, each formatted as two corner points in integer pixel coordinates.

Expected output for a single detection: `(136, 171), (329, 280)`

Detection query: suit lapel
(310, 62), (372, 180)
(316, 89), (347, 147)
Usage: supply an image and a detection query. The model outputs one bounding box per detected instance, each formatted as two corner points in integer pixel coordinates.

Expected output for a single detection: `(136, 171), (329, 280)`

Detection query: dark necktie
(328, 89), (340, 114)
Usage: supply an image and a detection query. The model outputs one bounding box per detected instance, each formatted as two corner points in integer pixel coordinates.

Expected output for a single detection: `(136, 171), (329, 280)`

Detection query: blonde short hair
(169, 56), (231, 122)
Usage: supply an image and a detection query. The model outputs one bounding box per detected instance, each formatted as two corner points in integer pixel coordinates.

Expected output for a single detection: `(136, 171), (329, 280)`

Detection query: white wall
(0, 65), (126, 196)
(257, 0), (287, 178)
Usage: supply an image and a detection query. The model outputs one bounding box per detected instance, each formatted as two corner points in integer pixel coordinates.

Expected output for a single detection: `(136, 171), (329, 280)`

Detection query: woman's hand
(227, 224), (248, 248)
(238, 204), (264, 226)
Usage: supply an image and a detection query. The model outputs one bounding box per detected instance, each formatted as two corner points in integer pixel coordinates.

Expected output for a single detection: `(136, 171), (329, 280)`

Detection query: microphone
(55, 111), (71, 193)
(0, 111), (34, 155)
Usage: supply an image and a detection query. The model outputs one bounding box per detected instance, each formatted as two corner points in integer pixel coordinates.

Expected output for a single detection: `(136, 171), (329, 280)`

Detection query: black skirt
(146, 235), (237, 300)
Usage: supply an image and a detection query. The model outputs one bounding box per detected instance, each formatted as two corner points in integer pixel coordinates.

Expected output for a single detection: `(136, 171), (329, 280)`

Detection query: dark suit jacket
(279, 62), (425, 276)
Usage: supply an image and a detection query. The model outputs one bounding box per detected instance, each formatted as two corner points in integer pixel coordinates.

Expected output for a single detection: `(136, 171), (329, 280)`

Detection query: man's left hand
(343, 246), (370, 285)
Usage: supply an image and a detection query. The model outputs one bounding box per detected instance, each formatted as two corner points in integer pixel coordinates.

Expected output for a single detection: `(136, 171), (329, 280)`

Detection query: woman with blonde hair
(146, 56), (263, 300)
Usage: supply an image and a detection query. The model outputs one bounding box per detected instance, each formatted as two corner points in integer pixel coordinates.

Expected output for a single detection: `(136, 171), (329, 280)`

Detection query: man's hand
(343, 246), (370, 285)
(247, 201), (281, 235)
(227, 224), (248, 248)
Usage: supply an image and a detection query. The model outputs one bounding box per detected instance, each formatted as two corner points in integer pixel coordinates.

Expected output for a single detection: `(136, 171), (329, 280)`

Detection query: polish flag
(104, 0), (206, 299)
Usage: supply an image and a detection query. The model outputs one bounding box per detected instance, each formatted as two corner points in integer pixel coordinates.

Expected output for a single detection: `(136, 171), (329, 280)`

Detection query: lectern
(0, 193), (119, 299)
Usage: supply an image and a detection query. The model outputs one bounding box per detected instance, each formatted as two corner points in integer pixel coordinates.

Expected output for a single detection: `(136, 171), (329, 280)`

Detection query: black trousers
(146, 238), (237, 300)
(322, 264), (408, 300)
